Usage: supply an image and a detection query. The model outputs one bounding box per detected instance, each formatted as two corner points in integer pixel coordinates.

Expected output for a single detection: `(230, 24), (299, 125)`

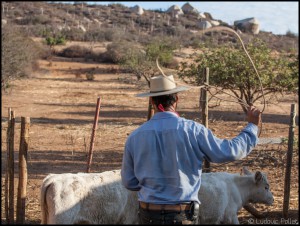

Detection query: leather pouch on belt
(190, 201), (199, 221)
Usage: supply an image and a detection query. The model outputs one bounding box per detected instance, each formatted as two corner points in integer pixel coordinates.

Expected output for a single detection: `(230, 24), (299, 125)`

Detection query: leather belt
(139, 201), (191, 211)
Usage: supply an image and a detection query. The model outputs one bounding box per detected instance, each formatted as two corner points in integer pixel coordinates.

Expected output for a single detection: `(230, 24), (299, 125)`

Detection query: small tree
(120, 38), (178, 85)
(122, 48), (157, 85)
(178, 38), (299, 113)
(45, 34), (66, 63)
(145, 41), (175, 68)
(120, 39), (178, 120)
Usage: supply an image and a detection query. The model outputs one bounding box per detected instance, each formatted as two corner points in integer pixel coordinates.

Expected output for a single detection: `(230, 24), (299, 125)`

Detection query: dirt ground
(1, 54), (299, 224)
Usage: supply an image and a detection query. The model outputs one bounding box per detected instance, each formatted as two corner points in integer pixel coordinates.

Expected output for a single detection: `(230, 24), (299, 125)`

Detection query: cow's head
(241, 167), (274, 205)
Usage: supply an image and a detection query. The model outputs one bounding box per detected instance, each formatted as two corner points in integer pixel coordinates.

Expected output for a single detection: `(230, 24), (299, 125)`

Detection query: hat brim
(136, 86), (190, 97)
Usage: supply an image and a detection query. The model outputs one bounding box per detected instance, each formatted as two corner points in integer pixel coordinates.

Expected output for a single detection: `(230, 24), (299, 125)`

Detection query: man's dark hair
(152, 93), (177, 108)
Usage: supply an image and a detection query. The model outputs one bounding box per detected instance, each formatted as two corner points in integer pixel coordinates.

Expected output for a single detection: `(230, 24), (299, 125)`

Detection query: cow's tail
(40, 175), (54, 224)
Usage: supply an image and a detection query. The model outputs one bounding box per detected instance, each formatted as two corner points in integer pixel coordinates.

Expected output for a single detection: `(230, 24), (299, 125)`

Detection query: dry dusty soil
(1, 54), (299, 224)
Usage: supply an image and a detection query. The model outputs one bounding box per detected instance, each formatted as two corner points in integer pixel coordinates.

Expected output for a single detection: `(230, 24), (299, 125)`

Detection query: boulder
(234, 17), (260, 34)
(198, 20), (212, 30)
(181, 2), (198, 14)
(166, 5), (184, 18)
(210, 20), (220, 26)
(130, 5), (144, 15)
(198, 12), (206, 19)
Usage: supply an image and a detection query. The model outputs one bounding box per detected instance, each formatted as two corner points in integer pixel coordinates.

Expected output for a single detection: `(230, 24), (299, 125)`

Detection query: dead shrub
(86, 68), (96, 81)
(59, 45), (90, 58)
(2, 25), (44, 89)
(98, 41), (136, 63)
(86, 72), (95, 81)
(165, 58), (180, 70)
(75, 72), (83, 79)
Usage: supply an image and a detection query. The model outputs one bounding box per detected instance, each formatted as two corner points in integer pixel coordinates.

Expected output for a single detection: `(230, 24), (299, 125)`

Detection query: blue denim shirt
(121, 111), (258, 204)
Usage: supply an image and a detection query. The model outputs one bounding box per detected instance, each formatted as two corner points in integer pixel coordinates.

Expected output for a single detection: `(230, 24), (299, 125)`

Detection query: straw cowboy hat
(136, 74), (190, 97)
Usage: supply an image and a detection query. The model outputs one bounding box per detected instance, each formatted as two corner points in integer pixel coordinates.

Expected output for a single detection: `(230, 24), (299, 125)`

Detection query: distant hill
(1, 1), (298, 53)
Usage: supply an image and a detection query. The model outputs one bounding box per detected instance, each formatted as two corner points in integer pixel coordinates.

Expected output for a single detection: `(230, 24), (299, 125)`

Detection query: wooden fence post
(87, 97), (101, 173)
(8, 109), (15, 224)
(283, 104), (297, 218)
(5, 108), (11, 223)
(200, 67), (210, 173)
(147, 97), (154, 121)
(16, 117), (30, 224)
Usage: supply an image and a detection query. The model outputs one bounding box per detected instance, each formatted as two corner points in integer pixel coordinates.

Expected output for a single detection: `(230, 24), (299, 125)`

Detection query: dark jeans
(138, 207), (197, 225)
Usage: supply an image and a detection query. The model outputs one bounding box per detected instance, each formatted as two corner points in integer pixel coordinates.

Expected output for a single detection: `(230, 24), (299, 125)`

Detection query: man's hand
(247, 105), (261, 126)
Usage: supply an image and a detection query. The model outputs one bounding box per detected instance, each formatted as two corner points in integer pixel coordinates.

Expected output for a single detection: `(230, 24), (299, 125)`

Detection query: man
(121, 74), (261, 224)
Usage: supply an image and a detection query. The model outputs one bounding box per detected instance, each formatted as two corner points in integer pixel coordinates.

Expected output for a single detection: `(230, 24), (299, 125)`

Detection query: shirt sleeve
(198, 123), (258, 163)
(121, 139), (141, 191)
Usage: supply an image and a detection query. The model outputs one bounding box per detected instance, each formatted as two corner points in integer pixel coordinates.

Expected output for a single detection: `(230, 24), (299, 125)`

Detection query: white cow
(40, 170), (138, 224)
(40, 168), (273, 224)
(198, 167), (274, 224)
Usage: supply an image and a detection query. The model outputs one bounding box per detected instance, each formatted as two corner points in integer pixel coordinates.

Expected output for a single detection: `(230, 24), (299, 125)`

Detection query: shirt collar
(151, 111), (179, 120)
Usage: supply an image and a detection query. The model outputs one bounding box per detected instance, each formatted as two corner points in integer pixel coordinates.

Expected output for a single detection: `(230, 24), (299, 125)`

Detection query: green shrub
(145, 37), (179, 67)
(45, 35), (66, 46)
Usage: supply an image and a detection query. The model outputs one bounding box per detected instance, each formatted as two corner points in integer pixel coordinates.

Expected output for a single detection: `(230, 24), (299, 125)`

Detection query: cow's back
(41, 172), (99, 224)
(40, 170), (139, 224)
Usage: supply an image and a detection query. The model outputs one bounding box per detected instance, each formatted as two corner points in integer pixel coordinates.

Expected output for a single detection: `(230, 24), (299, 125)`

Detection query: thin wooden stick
(17, 117), (30, 224)
(87, 97), (101, 173)
(8, 110), (15, 224)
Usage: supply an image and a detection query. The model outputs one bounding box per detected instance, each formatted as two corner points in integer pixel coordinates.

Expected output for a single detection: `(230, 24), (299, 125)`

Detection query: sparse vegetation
(1, 1), (298, 92)
(1, 1), (298, 53)
(85, 70), (95, 81)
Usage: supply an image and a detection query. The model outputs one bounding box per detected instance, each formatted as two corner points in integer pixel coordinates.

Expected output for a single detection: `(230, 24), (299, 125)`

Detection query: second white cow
(198, 167), (274, 224)
(40, 167), (273, 224)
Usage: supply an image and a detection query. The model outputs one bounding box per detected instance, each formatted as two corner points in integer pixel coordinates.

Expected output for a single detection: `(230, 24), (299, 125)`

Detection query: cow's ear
(255, 171), (263, 184)
(242, 166), (252, 175)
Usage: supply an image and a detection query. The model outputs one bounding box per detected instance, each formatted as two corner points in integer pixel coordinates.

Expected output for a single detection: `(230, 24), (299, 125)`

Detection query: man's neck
(155, 105), (179, 116)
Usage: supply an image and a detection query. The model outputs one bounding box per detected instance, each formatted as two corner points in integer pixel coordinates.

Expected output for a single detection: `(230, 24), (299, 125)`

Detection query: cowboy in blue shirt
(121, 74), (261, 224)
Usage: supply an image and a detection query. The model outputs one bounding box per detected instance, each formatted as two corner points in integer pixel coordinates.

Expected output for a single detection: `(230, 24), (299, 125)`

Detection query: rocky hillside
(1, 1), (298, 53)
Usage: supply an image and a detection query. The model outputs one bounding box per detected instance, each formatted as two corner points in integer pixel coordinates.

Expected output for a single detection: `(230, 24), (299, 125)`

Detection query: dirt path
(1, 57), (298, 224)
